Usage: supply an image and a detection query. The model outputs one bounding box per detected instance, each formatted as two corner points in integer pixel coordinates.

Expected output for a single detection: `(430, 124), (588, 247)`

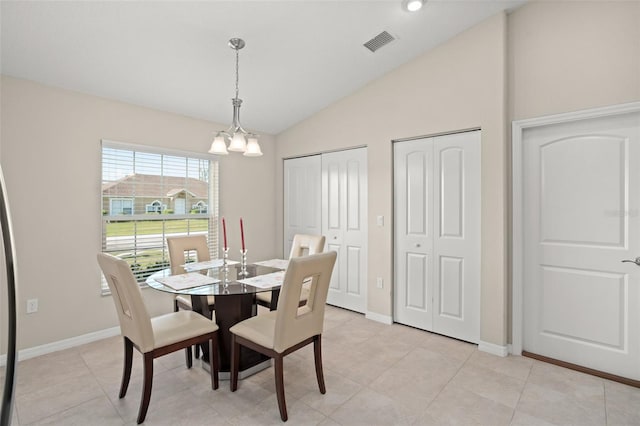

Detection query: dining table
(146, 259), (288, 379)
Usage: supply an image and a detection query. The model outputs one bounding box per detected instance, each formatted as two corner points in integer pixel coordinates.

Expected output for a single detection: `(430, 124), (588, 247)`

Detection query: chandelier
(209, 38), (262, 157)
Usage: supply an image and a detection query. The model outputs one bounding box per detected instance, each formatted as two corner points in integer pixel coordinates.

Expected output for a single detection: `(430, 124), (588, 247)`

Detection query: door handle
(621, 257), (640, 266)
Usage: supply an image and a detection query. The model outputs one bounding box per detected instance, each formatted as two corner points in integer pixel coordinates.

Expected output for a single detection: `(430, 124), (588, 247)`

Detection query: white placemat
(253, 258), (289, 270)
(155, 273), (219, 291)
(238, 270), (285, 289)
(183, 259), (239, 272)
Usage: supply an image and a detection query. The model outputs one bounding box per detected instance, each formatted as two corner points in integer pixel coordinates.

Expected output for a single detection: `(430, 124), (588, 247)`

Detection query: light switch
(376, 215), (384, 227)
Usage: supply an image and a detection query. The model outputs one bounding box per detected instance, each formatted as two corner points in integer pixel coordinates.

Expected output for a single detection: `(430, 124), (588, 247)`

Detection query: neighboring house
(102, 173), (208, 215)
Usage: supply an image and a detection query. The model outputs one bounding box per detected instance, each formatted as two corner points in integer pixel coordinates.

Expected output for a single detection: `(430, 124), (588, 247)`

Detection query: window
(110, 198), (134, 215)
(145, 200), (165, 214)
(101, 140), (219, 294)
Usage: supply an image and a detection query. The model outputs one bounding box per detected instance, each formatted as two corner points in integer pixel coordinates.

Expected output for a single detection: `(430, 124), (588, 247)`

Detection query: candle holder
(239, 249), (248, 278)
(222, 247), (229, 287)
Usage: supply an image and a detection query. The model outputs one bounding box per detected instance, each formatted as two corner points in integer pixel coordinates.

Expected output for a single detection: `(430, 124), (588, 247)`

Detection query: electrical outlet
(26, 298), (38, 314)
(376, 277), (383, 289)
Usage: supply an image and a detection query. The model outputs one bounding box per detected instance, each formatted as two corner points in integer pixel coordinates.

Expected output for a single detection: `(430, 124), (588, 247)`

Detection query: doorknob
(415, 243), (421, 248)
(621, 257), (640, 266)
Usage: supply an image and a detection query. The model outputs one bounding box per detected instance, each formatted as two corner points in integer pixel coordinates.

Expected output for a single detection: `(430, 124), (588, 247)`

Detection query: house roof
(102, 174), (208, 198)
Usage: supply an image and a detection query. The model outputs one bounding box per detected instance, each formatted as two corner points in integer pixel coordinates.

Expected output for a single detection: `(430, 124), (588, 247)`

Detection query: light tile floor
(4, 305), (640, 425)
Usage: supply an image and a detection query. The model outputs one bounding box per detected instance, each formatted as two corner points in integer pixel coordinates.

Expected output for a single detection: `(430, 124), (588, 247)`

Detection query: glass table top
(146, 262), (284, 296)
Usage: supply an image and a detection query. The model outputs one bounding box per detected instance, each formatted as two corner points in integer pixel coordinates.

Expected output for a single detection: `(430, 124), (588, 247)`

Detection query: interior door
(523, 111), (640, 379)
(393, 138), (434, 331)
(283, 155), (321, 257)
(322, 148), (368, 313)
(394, 131), (481, 343)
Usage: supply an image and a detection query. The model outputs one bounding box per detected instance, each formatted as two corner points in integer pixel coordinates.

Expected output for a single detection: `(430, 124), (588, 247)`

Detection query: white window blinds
(100, 140), (219, 294)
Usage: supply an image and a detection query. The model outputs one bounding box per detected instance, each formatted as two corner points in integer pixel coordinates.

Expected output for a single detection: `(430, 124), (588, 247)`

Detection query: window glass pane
(101, 142), (218, 292)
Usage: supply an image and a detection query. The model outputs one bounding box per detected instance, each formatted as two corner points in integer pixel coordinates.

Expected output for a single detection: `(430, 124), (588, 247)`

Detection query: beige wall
(276, 13), (509, 345)
(0, 76), (277, 351)
(509, 1), (640, 121)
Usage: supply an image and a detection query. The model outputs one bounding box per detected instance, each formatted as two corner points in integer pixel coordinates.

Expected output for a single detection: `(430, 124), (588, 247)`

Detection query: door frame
(511, 101), (640, 355)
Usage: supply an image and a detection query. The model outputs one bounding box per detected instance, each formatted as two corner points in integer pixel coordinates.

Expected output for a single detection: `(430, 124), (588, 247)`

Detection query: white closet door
(393, 139), (434, 330)
(432, 132), (481, 342)
(322, 148), (368, 313)
(284, 155), (322, 257)
(523, 111), (640, 379)
(394, 131), (480, 343)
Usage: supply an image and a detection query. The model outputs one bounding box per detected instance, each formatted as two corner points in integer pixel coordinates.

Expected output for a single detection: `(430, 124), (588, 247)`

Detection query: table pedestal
(191, 293), (270, 376)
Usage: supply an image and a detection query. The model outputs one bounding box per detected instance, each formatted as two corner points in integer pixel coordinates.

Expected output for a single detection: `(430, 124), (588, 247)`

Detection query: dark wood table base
(191, 292), (270, 373)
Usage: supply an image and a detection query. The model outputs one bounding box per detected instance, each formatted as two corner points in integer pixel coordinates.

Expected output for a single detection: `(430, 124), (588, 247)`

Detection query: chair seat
(151, 311), (218, 350)
(176, 294), (215, 308)
(230, 311), (277, 351)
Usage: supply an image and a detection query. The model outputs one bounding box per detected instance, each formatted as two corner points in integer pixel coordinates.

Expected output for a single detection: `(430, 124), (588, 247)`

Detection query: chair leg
(138, 352), (154, 424)
(185, 345), (193, 369)
(175, 299), (195, 367)
(230, 334), (240, 392)
(119, 338), (133, 399)
(313, 335), (326, 394)
(274, 355), (288, 421)
(209, 333), (219, 390)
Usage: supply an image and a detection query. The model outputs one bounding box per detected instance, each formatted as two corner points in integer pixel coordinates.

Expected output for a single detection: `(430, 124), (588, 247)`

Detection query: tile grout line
(507, 356), (534, 425)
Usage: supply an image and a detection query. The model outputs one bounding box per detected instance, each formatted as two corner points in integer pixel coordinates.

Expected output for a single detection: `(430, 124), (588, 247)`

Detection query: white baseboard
(0, 326), (121, 367)
(365, 311), (393, 325)
(478, 340), (509, 357)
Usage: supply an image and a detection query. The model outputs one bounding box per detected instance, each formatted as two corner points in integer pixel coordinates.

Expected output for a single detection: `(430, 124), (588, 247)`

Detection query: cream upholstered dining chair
(97, 253), (219, 424)
(166, 235), (216, 361)
(230, 251), (337, 422)
(256, 234), (326, 310)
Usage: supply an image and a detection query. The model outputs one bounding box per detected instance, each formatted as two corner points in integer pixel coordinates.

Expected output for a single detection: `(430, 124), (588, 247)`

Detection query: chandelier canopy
(209, 38), (262, 157)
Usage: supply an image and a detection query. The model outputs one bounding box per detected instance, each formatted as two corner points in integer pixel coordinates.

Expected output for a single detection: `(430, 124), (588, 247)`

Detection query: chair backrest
(273, 251), (337, 353)
(288, 234), (326, 259)
(97, 253), (154, 352)
(167, 235), (211, 275)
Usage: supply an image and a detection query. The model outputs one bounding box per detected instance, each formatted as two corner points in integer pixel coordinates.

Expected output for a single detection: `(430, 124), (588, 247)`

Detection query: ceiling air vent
(363, 31), (395, 53)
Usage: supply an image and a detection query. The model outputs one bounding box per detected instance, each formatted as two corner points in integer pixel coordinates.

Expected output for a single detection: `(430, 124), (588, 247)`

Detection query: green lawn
(105, 219), (209, 237)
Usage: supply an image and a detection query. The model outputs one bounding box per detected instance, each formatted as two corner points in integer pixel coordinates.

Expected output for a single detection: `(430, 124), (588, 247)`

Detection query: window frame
(100, 139), (219, 295)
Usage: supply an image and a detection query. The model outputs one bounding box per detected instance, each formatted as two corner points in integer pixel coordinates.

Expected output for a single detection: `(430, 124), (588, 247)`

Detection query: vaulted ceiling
(1, 1), (525, 135)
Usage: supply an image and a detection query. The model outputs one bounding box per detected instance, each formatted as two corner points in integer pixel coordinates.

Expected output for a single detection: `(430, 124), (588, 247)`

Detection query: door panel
(439, 256), (463, 319)
(439, 148), (463, 238)
(432, 132), (480, 342)
(323, 148), (368, 313)
(540, 136), (625, 246)
(394, 131), (480, 343)
(347, 245), (361, 295)
(395, 140), (433, 329)
(523, 111), (640, 379)
(284, 156), (321, 257)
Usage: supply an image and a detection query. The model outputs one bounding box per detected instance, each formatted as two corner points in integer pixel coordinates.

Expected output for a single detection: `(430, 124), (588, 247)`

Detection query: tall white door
(322, 148), (368, 313)
(394, 131), (480, 343)
(284, 155), (322, 257)
(523, 111), (640, 379)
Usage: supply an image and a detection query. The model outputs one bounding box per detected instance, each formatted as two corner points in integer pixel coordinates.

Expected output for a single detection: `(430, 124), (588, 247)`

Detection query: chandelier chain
(235, 48), (240, 100)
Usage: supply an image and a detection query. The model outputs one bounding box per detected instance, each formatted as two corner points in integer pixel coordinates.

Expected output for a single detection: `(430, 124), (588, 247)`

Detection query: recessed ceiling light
(405, 0), (424, 12)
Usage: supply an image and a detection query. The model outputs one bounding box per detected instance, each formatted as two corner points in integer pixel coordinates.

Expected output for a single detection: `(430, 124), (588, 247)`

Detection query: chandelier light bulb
(209, 134), (229, 155)
(406, 0), (423, 12)
(244, 135), (263, 157)
(228, 132), (247, 152)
